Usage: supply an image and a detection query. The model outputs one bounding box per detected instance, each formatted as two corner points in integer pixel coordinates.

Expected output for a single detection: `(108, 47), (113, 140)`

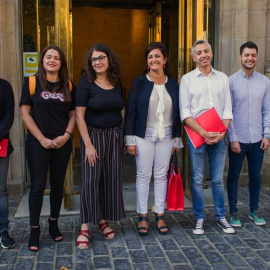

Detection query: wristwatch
(264, 134), (270, 140)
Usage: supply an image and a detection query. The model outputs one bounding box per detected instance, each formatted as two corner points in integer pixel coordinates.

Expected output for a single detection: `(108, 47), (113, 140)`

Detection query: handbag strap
(170, 150), (179, 167)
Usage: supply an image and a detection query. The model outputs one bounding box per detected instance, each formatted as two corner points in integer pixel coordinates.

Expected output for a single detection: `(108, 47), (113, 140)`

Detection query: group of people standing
(0, 39), (269, 253)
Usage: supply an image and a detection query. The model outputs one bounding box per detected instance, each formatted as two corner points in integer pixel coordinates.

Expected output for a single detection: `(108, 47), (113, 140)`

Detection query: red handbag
(0, 139), (8, 157)
(167, 151), (184, 211)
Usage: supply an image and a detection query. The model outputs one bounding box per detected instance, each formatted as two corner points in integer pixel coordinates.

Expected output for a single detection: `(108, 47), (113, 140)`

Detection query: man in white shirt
(179, 40), (235, 235)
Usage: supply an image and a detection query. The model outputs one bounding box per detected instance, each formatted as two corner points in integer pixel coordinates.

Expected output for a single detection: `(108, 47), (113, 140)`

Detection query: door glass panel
(22, 0), (55, 54)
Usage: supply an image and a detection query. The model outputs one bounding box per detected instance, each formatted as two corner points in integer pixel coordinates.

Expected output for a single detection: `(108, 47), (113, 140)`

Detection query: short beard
(241, 63), (255, 70)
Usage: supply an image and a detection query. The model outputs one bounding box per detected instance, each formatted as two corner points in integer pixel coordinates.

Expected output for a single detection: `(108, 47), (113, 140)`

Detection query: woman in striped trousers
(75, 43), (125, 249)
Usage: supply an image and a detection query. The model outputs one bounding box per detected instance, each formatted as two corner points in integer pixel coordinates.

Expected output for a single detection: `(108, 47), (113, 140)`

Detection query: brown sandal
(77, 230), (89, 249)
(98, 221), (115, 240)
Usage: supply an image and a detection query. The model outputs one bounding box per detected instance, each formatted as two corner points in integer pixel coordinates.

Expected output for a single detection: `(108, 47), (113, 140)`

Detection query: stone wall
(216, 0), (270, 188)
(0, 0), (25, 197)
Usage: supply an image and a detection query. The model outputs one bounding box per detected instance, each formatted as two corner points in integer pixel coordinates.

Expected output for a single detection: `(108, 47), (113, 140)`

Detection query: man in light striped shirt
(227, 41), (270, 228)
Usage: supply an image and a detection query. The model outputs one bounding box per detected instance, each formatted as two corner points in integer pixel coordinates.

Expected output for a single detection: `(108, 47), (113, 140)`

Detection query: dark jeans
(0, 156), (9, 233)
(26, 135), (72, 226)
(227, 141), (264, 214)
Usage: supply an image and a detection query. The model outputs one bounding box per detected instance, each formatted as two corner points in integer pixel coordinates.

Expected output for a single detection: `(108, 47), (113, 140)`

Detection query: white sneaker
(218, 218), (235, 234)
(193, 219), (204, 235)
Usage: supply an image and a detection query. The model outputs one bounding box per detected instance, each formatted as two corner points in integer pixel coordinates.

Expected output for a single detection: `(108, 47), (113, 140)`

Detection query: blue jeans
(0, 156), (9, 233)
(188, 137), (226, 220)
(227, 141), (264, 214)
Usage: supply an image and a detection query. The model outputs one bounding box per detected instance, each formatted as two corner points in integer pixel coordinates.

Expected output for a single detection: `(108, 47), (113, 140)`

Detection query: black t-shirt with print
(20, 76), (75, 135)
(75, 76), (124, 129)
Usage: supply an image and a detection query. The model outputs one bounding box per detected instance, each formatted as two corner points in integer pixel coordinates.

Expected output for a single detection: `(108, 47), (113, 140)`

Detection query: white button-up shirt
(228, 69), (270, 143)
(179, 67), (233, 121)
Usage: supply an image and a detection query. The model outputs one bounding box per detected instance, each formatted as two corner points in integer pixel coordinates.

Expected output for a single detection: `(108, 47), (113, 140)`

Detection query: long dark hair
(143, 42), (171, 76)
(82, 43), (122, 86)
(37, 45), (71, 102)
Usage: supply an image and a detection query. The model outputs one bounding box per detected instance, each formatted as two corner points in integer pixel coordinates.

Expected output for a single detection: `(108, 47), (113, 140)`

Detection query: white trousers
(135, 133), (174, 214)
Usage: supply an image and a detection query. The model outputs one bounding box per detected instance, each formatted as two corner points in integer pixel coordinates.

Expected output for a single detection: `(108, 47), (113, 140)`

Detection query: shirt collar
(238, 68), (256, 78)
(195, 67), (215, 77)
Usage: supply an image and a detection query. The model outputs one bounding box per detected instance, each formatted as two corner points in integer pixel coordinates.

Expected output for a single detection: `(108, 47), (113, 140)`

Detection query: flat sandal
(99, 221), (115, 240)
(77, 229), (89, 249)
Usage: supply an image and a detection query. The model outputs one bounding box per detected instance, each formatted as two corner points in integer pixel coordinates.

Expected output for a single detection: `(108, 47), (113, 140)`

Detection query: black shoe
(28, 226), (40, 252)
(138, 215), (148, 236)
(155, 214), (168, 235)
(48, 218), (63, 242)
(0, 231), (15, 249)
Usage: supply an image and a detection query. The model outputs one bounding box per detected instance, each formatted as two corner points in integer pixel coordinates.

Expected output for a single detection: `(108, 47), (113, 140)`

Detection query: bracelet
(65, 130), (72, 137)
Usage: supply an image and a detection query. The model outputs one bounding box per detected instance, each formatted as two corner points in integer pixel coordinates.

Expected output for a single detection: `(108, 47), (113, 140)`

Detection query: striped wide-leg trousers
(80, 125), (126, 225)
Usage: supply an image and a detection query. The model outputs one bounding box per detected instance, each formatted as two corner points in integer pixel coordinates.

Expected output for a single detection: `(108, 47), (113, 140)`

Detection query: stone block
(234, 10), (249, 39)
(246, 257), (270, 269)
(92, 241), (109, 256)
(190, 257), (210, 269)
(55, 257), (73, 270)
(7, 178), (25, 199)
(224, 254), (247, 267)
(234, 0), (249, 11)
(159, 239), (178, 250)
(182, 247), (201, 259)
(249, 0), (267, 12)
(36, 263), (54, 270)
(125, 238), (142, 249)
(57, 242), (73, 256)
(15, 258), (35, 270)
(220, 10), (233, 39)
(248, 13), (267, 39)
(113, 259), (132, 270)
(3, 2), (15, 34)
(37, 241), (55, 262)
(111, 247), (128, 258)
(166, 250), (187, 263)
(93, 256), (111, 269)
(145, 245), (164, 258)
(212, 264), (232, 270)
(75, 262), (92, 270)
(204, 251), (224, 264)
(220, 0), (233, 11)
(9, 145), (25, 180)
(219, 38), (233, 75)
(9, 116), (23, 146)
(129, 250), (148, 263)
(133, 263), (151, 270)
(151, 258), (171, 269)
(0, 250), (17, 264)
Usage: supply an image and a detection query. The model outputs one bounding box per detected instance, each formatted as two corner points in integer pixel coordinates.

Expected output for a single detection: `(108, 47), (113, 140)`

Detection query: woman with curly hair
(76, 43), (125, 249)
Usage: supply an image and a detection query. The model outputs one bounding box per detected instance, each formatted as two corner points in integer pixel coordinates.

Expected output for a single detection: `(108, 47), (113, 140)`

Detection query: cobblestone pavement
(1, 187), (270, 270)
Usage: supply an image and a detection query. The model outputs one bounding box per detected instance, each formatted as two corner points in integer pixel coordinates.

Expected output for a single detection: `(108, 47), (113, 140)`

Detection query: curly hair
(82, 43), (122, 86)
(143, 42), (171, 76)
(37, 45), (71, 102)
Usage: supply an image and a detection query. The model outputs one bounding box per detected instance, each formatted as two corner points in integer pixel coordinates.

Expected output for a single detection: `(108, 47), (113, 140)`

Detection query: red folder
(184, 107), (227, 149)
(0, 139), (8, 157)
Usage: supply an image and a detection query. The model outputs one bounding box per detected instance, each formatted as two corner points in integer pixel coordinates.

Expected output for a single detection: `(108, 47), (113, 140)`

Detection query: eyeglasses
(91, 55), (107, 64)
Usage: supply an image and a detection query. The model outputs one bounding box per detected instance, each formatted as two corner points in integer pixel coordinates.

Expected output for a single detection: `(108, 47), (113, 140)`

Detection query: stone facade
(1, 0), (270, 198)
(215, 0), (270, 187)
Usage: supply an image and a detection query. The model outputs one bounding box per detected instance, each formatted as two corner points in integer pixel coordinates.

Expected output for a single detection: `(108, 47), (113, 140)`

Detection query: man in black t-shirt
(0, 78), (15, 249)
